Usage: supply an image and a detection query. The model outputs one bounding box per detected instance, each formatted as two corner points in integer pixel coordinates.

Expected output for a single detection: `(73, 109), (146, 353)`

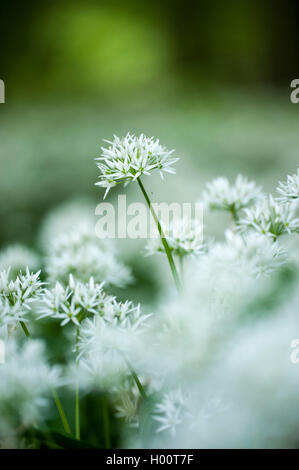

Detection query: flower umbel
(202, 174), (262, 217)
(95, 133), (179, 198)
(0, 268), (43, 327)
(238, 195), (299, 239)
(277, 168), (299, 205)
(146, 215), (204, 258)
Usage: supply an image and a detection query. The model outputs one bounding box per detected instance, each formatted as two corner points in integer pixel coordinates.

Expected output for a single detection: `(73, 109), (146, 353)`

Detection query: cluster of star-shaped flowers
(76, 300), (151, 387)
(0, 268), (43, 327)
(277, 168), (299, 205)
(154, 388), (189, 437)
(146, 215), (205, 258)
(95, 133), (179, 198)
(37, 275), (108, 327)
(38, 273), (150, 329)
(238, 195), (299, 239)
(202, 174), (262, 217)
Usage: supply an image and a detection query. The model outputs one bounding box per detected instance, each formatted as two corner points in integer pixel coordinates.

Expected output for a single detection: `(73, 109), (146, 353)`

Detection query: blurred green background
(0, 0), (298, 246)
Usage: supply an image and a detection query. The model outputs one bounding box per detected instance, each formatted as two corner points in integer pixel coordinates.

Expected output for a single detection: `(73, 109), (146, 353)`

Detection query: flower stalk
(137, 177), (182, 293)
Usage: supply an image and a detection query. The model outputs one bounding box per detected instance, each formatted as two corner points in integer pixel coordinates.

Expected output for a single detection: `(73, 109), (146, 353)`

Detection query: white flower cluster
(95, 133), (179, 198)
(277, 168), (299, 205)
(0, 268), (43, 327)
(46, 224), (132, 287)
(0, 339), (61, 434)
(202, 174), (262, 215)
(214, 230), (287, 278)
(154, 389), (188, 437)
(146, 216), (204, 258)
(238, 195), (299, 239)
(76, 299), (150, 387)
(38, 275), (107, 327)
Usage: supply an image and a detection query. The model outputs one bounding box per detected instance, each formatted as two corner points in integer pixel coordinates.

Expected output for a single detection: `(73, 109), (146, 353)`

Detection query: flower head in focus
(38, 275), (108, 327)
(238, 195), (299, 239)
(0, 268), (43, 327)
(277, 168), (299, 205)
(202, 174), (262, 217)
(95, 133), (179, 198)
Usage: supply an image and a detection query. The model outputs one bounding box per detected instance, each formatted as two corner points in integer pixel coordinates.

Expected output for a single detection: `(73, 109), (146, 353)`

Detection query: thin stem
(75, 327), (80, 440)
(20, 321), (30, 337)
(137, 177), (182, 293)
(52, 389), (72, 435)
(19, 321), (72, 436)
(230, 206), (238, 229)
(179, 255), (184, 282)
(102, 395), (111, 449)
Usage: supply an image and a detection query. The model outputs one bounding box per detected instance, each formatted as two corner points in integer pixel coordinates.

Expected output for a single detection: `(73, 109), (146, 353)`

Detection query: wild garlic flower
(202, 174), (262, 216)
(46, 224), (131, 288)
(154, 389), (189, 437)
(223, 230), (287, 278)
(146, 216), (204, 258)
(0, 244), (39, 279)
(113, 377), (143, 426)
(76, 300), (150, 386)
(0, 268), (43, 326)
(38, 275), (108, 327)
(277, 168), (299, 205)
(0, 339), (61, 433)
(95, 133), (179, 198)
(238, 196), (299, 239)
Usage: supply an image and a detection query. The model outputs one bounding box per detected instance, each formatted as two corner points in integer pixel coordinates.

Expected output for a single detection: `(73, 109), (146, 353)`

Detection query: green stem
(102, 395), (111, 449)
(75, 327), (80, 440)
(137, 177), (182, 293)
(125, 358), (147, 400)
(20, 321), (30, 337)
(19, 321), (72, 436)
(52, 389), (72, 435)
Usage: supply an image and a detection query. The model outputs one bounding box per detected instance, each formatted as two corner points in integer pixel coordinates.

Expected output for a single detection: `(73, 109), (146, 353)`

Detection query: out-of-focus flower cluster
(0, 340), (61, 435)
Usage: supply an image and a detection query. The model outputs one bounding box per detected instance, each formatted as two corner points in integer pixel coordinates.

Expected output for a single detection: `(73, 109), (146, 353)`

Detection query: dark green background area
(0, 0), (298, 247)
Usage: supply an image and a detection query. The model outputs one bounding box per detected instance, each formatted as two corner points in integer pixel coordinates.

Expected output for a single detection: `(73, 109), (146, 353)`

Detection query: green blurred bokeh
(0, 0), (298, 246)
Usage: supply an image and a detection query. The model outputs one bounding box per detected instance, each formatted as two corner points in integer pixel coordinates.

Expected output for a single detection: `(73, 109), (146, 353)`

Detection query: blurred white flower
(76, 299), (150, 386)
(222, 230), (287, 277)
(0, 244), (39, 279)
(238, 195), (299, 239)
(277, 168), (299, 205)
(146, 216), (204, 258)
(38, 197), (96, 249)
(46, 224), (132, 287)
(95, 133), (179, 198)
(154, 389), (188, 437)
(202, 174), (262, 216)
(0, 339), (61, 434)
(114, 377), (142, 426)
